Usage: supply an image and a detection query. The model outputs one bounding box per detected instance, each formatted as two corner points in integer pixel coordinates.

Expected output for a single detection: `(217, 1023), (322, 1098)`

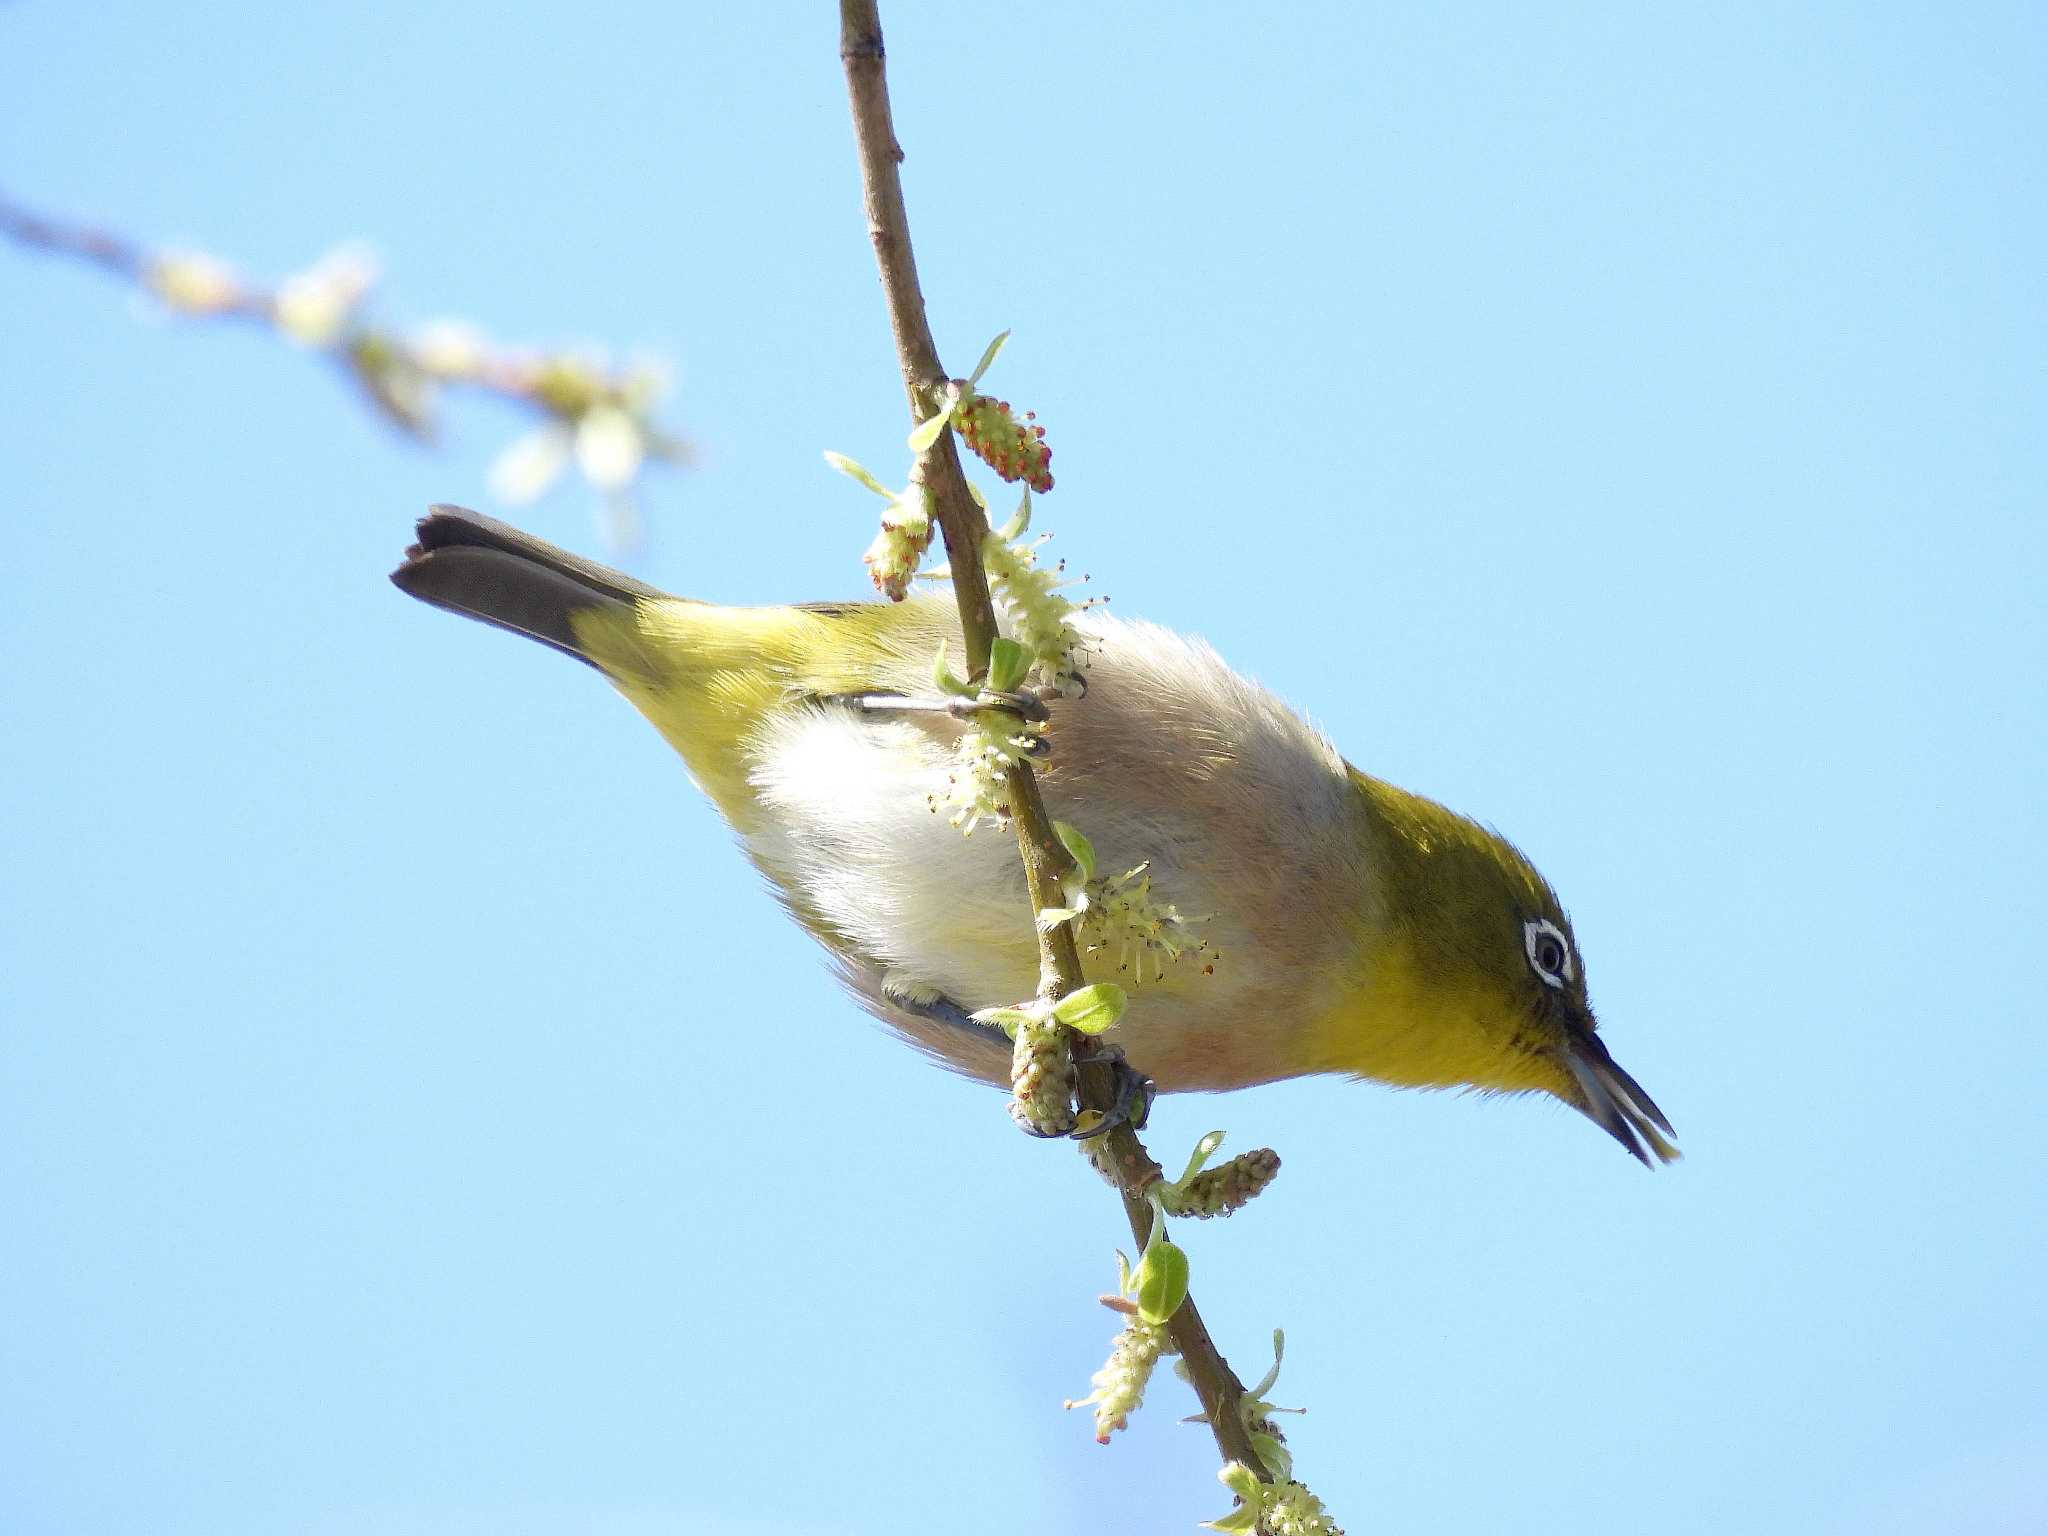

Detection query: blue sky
(4, 4), (2044, 1533)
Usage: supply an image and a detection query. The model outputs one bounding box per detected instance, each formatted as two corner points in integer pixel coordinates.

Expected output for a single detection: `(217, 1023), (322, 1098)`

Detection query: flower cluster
(981, 493), (1093, 697)
(953, 389), (1053, 492)
(927, 709), (1042, 834)
(862, 486), (936, 600)
(1259, 1480), (1346, 1536)
(913, 330), (1054, 493)
(825, 454), (939, 601)
(1195, 1330), (1309, 1485)
(1203, 1463), (1344, 1536)
(1163, 1146), (1282, 1219)
(1008, 1017), (1078, 1137)
(1067, 1314), (1169, 1444)
(1076, 860), (1211, 984)
(488, 352), (677, 548)
(1039, 823), (1207, 984)
(1065, 1232), (1188, 1443)
(114, 224), (687, 545)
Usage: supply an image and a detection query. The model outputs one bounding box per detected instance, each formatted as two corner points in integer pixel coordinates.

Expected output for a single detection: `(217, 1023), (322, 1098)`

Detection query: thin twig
(837, 0), (1263, 1475)
(0, 189), (690, 464)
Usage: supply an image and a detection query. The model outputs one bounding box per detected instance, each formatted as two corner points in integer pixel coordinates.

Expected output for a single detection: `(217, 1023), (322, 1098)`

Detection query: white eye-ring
(1524, 918), (1575, 989)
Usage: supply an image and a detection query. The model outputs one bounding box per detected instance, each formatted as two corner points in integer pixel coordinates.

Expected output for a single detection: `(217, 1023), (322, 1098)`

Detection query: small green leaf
(1200, 1508), (1258, 1536)
(1250, 1432), (1294, 1482)
(1174, 1130), (1227, 1188)
(1133, 1237), (1190, 1325)
(966, 329), (1011, 386)
(822, 451), (889, 497)
(1052, 821), (1097, 882)
(1248, 1329), (1287, 1400)
(1219, 1462), (1264, 1501)
(987, 636), (1031, 694)
(1050, 982), (1127, 1035)
(907, 408), (950, 454)
(995, 487), (1032, 542)
(931, 642), (975, 698)
(970, 1003), (1046, 1038)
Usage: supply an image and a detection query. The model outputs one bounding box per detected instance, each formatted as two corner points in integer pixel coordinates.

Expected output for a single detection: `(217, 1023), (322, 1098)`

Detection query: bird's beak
(1562, 1027), (1679, 1167)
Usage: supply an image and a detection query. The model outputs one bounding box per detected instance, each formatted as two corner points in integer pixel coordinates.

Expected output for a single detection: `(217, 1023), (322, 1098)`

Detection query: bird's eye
(1523, 917), (1573, 988)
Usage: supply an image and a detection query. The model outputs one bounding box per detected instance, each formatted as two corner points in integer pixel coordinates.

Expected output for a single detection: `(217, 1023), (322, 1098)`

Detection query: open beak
(1563, 1028), (1679, 1167)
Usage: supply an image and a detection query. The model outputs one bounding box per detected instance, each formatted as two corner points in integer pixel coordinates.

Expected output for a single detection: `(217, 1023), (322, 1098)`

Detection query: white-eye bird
(392, 506), (1676, 1164)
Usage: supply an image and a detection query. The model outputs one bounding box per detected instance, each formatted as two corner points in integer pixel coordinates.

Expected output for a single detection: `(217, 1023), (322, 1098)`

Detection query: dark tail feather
(390, 505), (675, 669)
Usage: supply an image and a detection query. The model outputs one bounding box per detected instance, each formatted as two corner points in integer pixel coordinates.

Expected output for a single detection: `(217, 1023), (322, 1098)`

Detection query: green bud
(1050, 982), (1127, 1035)
(987, 636), (1031, 695)
(1251, 1431), (1294, 1481)
(1132, 1236), (1189, 1325)
(1052, 820), (1096, 882)
(1220, 1462), (1264, 1501)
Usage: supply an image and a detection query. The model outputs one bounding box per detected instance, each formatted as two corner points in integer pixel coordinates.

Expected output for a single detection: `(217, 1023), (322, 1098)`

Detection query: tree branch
(0, 189), (689, 520)
(837, 0), (1263, 1475)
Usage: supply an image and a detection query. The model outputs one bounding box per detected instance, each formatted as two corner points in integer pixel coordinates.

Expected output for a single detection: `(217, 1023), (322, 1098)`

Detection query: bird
(391, 505), (1677, 1165)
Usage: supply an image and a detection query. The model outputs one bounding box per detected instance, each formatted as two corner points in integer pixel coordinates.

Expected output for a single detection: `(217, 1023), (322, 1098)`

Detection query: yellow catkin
(1066, 1315), (1168, 1443)
(1160, 1148), (1282, 1218)
(1008, 1018), (1076, 1136)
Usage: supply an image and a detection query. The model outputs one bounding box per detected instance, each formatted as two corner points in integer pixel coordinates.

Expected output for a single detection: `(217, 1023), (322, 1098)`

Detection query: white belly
(733, 613), (1368, 1091)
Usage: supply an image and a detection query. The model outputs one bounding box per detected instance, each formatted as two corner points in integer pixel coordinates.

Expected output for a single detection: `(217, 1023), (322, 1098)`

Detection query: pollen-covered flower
(1008, 1016), (1076, 1137)
(1261, 1480), (1344, 1536)
(1065, 1314), (1170, 1443)
(827, 452), (935, 601)
(1076, 860), (1209, 984)
(862, 496), (933, 600)
(927, 709), (1041, 834)
(1162, 1147), (1282, 1219)
(982, 493), (1093, 696)
(953, 389), (1053, 492)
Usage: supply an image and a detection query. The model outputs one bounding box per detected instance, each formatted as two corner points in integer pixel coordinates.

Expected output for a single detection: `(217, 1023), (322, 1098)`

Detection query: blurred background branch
(0, 189), (691, 548)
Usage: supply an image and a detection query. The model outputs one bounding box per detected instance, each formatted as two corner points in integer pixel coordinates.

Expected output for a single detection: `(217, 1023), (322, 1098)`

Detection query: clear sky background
(4, 5), (2044, 1533)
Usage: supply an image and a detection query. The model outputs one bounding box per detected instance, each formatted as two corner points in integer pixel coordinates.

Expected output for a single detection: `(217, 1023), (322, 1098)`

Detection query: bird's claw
(1067, 1045), (1155, 1140)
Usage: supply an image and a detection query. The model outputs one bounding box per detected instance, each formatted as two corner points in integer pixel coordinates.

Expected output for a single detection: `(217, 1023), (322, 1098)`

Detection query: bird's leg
(823, 689), (1052, 735)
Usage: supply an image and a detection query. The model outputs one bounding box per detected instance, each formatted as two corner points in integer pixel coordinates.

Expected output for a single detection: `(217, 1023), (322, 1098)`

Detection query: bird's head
(1341, 773), (1678, 1166)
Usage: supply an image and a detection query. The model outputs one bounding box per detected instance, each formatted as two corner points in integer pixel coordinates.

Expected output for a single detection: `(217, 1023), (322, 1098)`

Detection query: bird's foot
(1067, 1044), (1155, 1141)
(895, 987), (1152, 1141)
